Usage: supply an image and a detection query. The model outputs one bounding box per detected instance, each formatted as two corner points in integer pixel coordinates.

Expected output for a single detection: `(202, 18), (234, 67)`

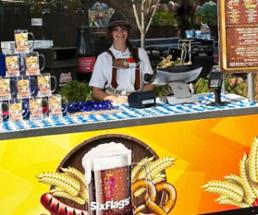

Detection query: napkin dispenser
(128, 91), (156, 108)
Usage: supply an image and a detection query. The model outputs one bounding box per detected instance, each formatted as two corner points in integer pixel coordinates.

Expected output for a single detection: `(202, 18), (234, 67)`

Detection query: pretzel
(145, 197), (166, 215)
(154, 182), (177, 213)
(114, 58), (129, 68)
(132, 180), (177, 215)
(132, 179), (157, 214)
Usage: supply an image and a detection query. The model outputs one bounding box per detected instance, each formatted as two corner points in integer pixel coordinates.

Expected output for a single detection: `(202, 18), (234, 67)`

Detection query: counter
(1, 93), (257, 140)
(1, 93), (258, 215)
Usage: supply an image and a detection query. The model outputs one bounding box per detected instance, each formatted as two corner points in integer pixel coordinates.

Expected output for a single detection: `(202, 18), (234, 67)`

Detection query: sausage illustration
(40, 193), (88, 215)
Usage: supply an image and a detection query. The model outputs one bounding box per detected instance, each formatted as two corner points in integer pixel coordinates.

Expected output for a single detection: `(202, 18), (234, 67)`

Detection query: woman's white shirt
(89, 45), (153, 92)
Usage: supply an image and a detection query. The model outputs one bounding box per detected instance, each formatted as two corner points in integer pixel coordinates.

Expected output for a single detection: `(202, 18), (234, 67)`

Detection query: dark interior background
(0, 0), (185, 47)
(0, 0), (216, 79)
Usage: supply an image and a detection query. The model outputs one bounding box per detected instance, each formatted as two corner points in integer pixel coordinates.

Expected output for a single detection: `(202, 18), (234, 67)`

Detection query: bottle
(76, 25), (96, 82)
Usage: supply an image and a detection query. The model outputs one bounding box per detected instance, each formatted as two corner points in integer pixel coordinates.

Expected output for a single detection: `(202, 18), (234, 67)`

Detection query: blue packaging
(0, 53), (6, 77)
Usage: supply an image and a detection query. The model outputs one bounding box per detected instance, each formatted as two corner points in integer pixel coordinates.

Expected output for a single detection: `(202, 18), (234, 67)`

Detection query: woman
(89, 12), (154, 103)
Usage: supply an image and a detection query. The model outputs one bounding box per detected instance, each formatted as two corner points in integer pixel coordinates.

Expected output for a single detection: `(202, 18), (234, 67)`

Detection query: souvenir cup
(29, 97), (43, 120)
(82, 143), (132, 215)
(42, 98), (49, 116)
(16, 76), (37, 99)
(185, 30), (195, 38)
(5, 54), (21, 77)
(37, 73), (57, 97)
(25, 52), (46, 76)
(14, 29), (35, 53)
(8, 99), (29, 121)
(8, 99), (23, 121)
(48, 95), (67, 117)
(195, 30), (202, 39)
(0, 102), (9, 122)
(0, 77), (12, 101)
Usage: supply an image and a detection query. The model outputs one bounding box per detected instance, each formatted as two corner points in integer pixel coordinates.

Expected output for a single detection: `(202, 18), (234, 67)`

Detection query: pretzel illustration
(114, 58), (130, 68)
(132, 179), (157, 214)
(132, 179), (177, 215)
(146, 182), (177, 215)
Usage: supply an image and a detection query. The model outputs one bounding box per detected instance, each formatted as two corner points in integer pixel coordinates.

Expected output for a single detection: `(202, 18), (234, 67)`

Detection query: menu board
(219, 0), (258, 72)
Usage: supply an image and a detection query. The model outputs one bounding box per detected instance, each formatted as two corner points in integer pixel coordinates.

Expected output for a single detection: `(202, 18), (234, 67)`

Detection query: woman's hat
(108, 12), (131, 30)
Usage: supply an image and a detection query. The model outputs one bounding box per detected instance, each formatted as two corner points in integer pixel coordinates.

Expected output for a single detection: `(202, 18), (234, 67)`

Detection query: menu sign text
(219, 0), (258, 72)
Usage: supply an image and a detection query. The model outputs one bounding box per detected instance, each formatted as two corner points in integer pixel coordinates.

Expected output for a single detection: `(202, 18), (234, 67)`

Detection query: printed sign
(89, 2), (114, 28)
(219, 0), (258, 71)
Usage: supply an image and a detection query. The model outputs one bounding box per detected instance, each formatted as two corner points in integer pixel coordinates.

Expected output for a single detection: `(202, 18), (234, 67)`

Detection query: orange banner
(1, 113), (258, 214)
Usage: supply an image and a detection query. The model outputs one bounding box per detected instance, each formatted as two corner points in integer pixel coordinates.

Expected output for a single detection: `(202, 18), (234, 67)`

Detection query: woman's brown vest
(106, 48), (140, 91)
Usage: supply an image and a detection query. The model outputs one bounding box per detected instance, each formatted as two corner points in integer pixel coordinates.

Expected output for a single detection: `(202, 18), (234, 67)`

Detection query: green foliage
(152, 11), (177, 26)
(59, 80), (92, 102)
(194, 75), (248, 97)
(224, 74), (247, 97)
(154, 85), (172, 97)
(195, 12), (217, 26)
(195, 78), (209, 93)
(195, 2), (217, 26)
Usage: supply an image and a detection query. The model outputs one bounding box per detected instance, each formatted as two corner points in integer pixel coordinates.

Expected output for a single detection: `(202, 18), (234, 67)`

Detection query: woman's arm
(91, 87), (128, 103)
(91, 87), (110, 101)
(143, 83), (154, 91)
(89, 53), (112, 100)
(138, 48), (155, 92)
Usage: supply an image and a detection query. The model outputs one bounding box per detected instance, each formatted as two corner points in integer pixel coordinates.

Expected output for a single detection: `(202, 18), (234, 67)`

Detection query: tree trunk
(140, 30), (145, 48)
(255, 72), (258, 101)
(131, 0), (160, 48)
(140, 0), (145, 48)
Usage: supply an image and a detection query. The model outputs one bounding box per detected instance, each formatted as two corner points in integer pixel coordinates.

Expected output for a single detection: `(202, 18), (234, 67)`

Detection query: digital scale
(152, 66), (203, 104)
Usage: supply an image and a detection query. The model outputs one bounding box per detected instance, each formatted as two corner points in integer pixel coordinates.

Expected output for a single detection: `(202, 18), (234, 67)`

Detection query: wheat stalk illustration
(203, 137), (258, 208)
(132, 156), (154, 182)
(61, 167), (88, 201)
(37, 166), (88, 205)
(137, 157), (175, 180)
(249, 137), (258, 183)
(131, 156), (176, 197)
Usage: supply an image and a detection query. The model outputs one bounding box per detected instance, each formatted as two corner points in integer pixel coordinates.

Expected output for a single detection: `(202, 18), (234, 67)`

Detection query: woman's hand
(92, 87), (128, 104)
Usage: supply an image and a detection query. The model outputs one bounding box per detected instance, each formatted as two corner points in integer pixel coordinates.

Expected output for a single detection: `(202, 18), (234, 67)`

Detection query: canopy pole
(247, 72), (255, 102)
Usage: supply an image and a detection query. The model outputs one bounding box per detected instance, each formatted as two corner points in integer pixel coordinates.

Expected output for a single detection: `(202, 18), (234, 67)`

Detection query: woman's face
(111, 26), (128, 44)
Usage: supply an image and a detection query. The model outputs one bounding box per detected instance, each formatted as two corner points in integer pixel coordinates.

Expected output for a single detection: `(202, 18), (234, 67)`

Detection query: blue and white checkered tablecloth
(0, 93), (257, 133)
